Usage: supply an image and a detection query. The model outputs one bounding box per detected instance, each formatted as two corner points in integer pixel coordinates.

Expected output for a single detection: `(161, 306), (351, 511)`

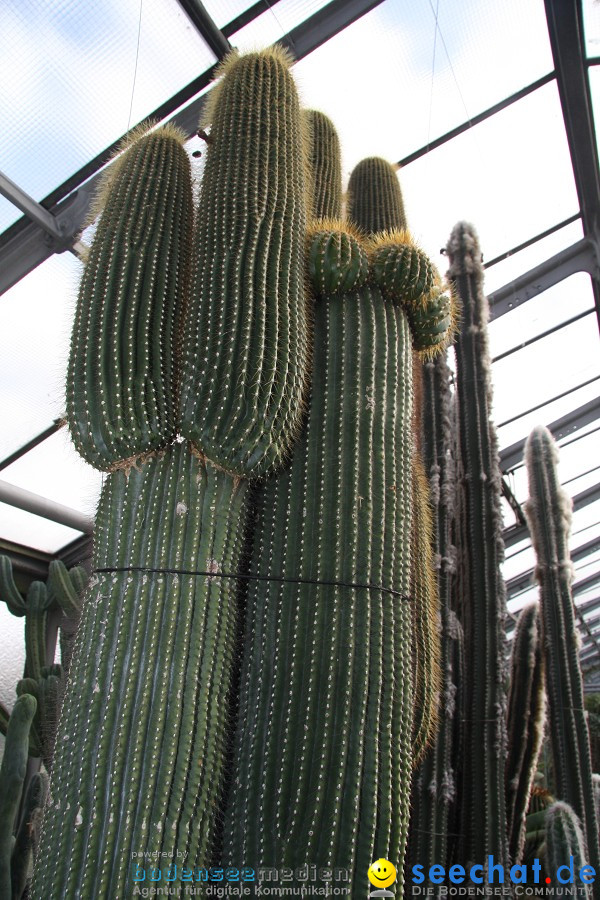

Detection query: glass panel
(0, 607), (25, 713)
(0, 194), (21, 236)
(1, 428), (102, 519)
(0, 502), (83, 553)
(491, 312), (600, 442)
(0, 0), (215, 223)
(484, 219), (584, 295)
(496, 377), (600, 446)
(488, 272), (593, 361)
(294, 0), (552, 192)
(230, 0), (329, 47)
(203, 0), (260, 30)
(0, 252), (83, 460)
(583, 0), (600, 57)
(401, 81), (578, 274)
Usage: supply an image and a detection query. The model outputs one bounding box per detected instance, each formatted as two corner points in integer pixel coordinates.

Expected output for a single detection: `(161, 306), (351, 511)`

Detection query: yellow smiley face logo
(367, 858), (397, 888)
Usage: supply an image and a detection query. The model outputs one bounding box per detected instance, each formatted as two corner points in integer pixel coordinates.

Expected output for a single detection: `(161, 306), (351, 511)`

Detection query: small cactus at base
(545, 802), (591, 897)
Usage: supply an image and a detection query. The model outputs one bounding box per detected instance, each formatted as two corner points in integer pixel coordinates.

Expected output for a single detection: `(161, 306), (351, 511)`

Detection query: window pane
(484, 219), (584, 295)
(0, 0), (215, 232)
(0, 252), (82, 460)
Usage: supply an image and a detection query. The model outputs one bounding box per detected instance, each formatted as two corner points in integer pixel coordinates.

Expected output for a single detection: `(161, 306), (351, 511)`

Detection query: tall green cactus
(226, 142), (451, 890)
(33, 48), (311, 899)
(407, 352), (462, 882)
(505, 603), (546, 863)
(180, 47), (310, 477)
(524, 425), (600, 874)
(446, 221), (510, 872)
(347, 155), (446, 762)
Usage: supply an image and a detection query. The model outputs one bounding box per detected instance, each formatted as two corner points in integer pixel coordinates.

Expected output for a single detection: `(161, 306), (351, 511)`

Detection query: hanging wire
(127, 0), (144, 131)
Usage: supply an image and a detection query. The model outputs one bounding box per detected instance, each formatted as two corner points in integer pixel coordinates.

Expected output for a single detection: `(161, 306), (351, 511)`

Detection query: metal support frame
(487, 237), (600, 319)
(174, 0), (231, 59)
(544, 0), (600, 333)
(0, 479), (93, 534)
(0, 0), (385, 297)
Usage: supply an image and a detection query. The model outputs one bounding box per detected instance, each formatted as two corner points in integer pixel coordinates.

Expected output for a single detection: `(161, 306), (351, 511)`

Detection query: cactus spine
(505, 603), (546, 863)
(447, 221), (510, 872)
(524, 425), (600, 874)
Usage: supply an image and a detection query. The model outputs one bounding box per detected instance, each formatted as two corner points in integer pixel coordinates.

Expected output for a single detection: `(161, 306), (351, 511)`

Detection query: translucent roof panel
(0, 251), (83, 460)
(491, 312), (600, 439)
(484, 218), (584, 295)
(1, 428), (101, 523)
(0, 607), (26, 713)
(583, 0), (600, 57)
(0, 0), (216, 234)
(401, 80), (578, 272)
(0, 503), (83, 554)
(230, 0), (330, 48)
(202, 0), (262, 30)
(293, 0), (552, 186)
(487, 272), (594, 361)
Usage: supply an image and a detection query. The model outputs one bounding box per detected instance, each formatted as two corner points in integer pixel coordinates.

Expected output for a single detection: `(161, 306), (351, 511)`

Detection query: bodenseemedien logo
(367, 858), (397, 897)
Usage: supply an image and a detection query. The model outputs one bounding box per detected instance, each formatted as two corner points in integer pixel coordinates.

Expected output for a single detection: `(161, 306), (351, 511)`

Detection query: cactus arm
(24, 582), (51, 683)
(524, 425), (600, 874)
(180, 48), (310, 477)
(0, 693), (36, 899)
(545, 802), (590, 898)
(0, 555), (26, 617)
(304, 110), (342, 220)
(65, 124), (193, 470)
(505, 603), (546, 863)
(11, 771), (47, 900)
(48, 560), (82, 620)
(410, 454), (441, 765)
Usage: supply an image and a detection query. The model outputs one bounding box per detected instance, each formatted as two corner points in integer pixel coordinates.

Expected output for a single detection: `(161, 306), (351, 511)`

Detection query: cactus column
(447, 221), (510, 874)
(34, 47), (310, 900)
(524, 426), (600, 875)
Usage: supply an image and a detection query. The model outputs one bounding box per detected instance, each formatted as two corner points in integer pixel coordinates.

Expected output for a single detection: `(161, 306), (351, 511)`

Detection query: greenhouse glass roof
(1, 0), (600, 695)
